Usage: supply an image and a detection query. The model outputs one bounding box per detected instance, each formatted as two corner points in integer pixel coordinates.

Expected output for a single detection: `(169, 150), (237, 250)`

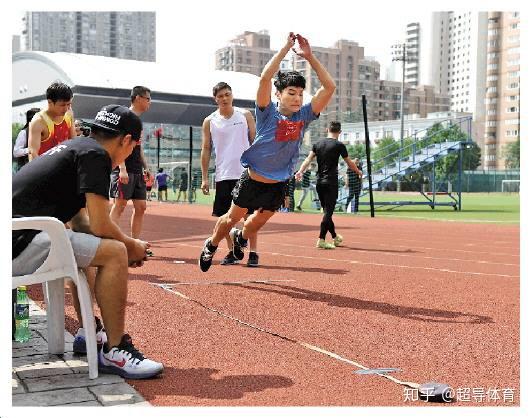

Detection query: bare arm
(82, 193), (149, 265)
(244, 110), (256, 144)
(344, 156), (363, 177)
(256, 33), (296, 108)
(67, 111), (76, 138)
(28, 118), (44, 161)
(200, 117), (212, 194)
(295, 151), (316, 181)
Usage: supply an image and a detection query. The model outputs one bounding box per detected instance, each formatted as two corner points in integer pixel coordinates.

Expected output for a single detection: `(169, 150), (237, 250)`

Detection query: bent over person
(13, 105), (163, 379)
(199, 33), (335, 271)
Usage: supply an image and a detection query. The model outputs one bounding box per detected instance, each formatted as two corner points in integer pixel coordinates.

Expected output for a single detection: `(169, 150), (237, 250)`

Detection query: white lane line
(159, 242), (519, 279)
(265, 241), (518, 267)
(151, 279), (295, 286)
(157, 285), (423, 391)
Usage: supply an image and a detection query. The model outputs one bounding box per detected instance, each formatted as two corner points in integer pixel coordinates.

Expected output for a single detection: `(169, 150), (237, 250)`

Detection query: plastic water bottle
(15, 286), (30, 343)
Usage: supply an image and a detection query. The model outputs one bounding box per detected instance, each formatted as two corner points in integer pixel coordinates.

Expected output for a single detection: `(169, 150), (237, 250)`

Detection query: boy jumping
(199, 33), (335, 271)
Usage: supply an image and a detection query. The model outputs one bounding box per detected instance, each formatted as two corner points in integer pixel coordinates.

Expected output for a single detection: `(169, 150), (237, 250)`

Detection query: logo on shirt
(275, 120), (304, 142)
(43, 144), (67, 156)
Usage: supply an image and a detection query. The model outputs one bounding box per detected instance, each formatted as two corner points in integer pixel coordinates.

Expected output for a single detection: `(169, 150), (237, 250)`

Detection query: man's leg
(88, 239), (129, 348)
(69, 267), (96, 325)
(242, 210), (275, 240)
(110, 198), (128, 224)
(130, 199), (146, 239)
(212, 203), (248, 246)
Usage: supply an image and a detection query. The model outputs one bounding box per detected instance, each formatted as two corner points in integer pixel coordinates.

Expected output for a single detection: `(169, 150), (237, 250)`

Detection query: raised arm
(200, 117), (212, 194)
(292, 34), (336, 115)
(256, 33), (296, 108)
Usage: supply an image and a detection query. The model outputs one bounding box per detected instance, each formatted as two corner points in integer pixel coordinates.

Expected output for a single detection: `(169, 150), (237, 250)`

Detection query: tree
(372, 137), (400, 171)
(346, 142), (366, 161)
(503, 137), (520, 169)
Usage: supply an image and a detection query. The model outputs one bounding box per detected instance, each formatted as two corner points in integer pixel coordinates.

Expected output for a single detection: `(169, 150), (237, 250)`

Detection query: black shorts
(146, 186), (152, 192)
(231, 170), (286, 212)
(179, 183), (188, 192)
(110, 172), (146, 200)
(212, 179), (238, 217)
(158, 185), (168, 192)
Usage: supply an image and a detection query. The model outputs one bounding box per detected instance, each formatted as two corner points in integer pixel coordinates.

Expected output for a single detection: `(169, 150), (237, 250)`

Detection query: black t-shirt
(112, 143), (143, 174)
(312, 138), (348, 185)
(12, 137), (112, 258)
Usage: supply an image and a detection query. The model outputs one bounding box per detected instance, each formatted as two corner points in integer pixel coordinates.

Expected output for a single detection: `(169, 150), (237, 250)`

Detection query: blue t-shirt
(240, 101), (318, 181)
(156, 172), (169, 188)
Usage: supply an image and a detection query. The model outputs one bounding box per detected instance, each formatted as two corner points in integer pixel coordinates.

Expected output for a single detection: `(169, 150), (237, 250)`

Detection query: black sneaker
(220, 251), (238, 265)
(198, 238), (217, 272)
(98, 334), (163, 379)
(229, 228), (247, 260)
(247, 252), (259, 267)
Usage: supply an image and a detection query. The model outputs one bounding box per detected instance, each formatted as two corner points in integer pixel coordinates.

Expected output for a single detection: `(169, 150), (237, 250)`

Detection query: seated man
(12, 105), (163, 379)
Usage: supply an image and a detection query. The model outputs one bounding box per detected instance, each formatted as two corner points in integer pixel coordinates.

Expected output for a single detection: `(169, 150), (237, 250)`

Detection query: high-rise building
(405, 22), (420, 87)
(24, 12), (156, 62)
(484, 11), (520, 169)
(215, 30), (275, 76)
(430, 12), (488, 152)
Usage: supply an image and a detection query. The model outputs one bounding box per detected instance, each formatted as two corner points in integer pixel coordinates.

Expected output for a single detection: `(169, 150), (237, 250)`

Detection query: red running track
(29, 201), (520, 407)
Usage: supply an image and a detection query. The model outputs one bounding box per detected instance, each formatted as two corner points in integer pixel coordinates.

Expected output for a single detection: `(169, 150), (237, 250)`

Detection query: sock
(206, 240), (218, 252)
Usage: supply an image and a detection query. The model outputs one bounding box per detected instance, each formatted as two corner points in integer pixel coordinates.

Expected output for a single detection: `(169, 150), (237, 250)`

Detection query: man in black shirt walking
(295, 121), (362, 249)
(12, 105), (163, 379)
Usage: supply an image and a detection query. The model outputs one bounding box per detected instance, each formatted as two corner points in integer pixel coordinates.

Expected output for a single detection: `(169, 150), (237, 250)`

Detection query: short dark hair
(158, 167), (164, 173)
(273, 71), (306, 92)
(131, 86), (151, 102)
(46, 82), (73, 103)
(213, 82), (231, 97)
(328, 121), (341, 133)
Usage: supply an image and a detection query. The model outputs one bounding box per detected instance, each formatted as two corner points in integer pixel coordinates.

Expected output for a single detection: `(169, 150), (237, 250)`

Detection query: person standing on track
(109, 86), (152, 241)
(200, 82), (258, 266)
(199, 32), (335, 271)
(345, 158), (363, 213)
(295, 121), (362, 249)
(28, 82), (76, 161)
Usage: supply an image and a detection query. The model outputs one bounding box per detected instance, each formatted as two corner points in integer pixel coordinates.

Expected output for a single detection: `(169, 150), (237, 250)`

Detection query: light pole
(391, 42), (417, 190)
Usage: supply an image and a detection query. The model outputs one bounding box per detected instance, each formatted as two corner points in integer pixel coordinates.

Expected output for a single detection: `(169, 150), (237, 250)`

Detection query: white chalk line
(151, 279), (295, 286)
(157, 284), (421, 390)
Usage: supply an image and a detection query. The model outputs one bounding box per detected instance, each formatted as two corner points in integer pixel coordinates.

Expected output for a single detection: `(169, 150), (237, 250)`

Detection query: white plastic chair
(12, 217), (98, 379)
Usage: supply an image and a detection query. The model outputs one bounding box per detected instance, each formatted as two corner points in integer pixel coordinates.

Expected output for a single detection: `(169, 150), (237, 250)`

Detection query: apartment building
(215, 30), (275, 77)
(24, 12), (156, 62)
(484, 11), (520, 169)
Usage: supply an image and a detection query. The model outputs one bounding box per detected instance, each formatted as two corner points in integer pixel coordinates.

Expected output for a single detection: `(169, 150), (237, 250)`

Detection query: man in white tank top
(200, 82), (258, 266)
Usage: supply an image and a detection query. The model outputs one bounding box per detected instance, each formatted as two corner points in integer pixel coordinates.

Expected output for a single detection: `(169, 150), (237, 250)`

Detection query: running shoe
(146, 249), (153, 257)
(198, 237), (217, 272)
(316, 239), (335, 249)
(333, 234), (344, 247)
(229, 228), (247, 260)
(73, 316), (108, 355)
(247, 252), (259, 267)
(98, 334), (163, 379)
(220, 251), (238, 265)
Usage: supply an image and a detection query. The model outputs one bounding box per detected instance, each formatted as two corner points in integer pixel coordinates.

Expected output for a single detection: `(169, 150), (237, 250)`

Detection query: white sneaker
(98, 334), (163, 379)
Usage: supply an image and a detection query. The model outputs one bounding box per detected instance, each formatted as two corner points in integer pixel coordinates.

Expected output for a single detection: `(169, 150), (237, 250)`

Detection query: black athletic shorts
(212, 179), (238, 216)
(231, 170), (286, 212)
(158, 185), (168, 192)
(110, 172), (146, 200)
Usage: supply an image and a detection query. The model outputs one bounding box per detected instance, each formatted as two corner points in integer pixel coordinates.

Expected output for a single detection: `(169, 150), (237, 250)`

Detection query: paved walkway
(12, 300), (150, 407)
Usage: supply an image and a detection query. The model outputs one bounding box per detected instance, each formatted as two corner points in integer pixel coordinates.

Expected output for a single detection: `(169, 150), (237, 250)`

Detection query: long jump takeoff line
(157, 284), (436, 397)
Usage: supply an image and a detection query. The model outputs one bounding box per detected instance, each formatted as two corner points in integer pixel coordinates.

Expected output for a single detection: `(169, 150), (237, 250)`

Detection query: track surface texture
(29, 202), (520, 407)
